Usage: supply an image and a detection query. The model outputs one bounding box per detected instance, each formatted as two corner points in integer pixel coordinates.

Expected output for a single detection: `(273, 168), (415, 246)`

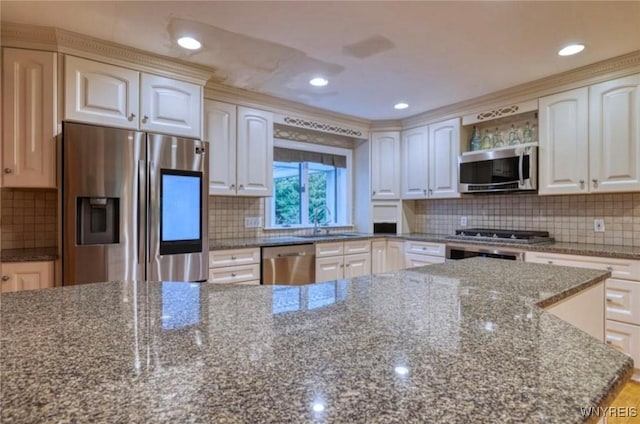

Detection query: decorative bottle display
(469, 126), (482, 151)
(508, 125), (521, 145)
(492, 127), (504, 147)
(523, 122), (533, 144)
(481, 129), (492, 150)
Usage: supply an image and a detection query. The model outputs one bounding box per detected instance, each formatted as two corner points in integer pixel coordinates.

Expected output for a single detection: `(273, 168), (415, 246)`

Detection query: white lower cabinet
(526, 250), (640, 374)
(208, 248), (261, 286)
(315, 240), (371, 283)
(1, 261), (54, 292)
(545, 282), (604, 342)
(386, 240), (405, 271)
(404, 241), (446, 268)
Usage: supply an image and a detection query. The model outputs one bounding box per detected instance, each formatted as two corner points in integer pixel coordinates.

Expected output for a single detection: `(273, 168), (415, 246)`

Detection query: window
(267, 140), (351, 229)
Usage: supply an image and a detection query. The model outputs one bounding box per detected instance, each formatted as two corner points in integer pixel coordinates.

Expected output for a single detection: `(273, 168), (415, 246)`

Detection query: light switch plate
(244, 217), (262, 228)
(594, 219), (605, 232)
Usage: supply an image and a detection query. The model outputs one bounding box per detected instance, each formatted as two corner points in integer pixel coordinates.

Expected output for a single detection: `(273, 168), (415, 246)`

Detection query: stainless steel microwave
(458, 144), (537, 193)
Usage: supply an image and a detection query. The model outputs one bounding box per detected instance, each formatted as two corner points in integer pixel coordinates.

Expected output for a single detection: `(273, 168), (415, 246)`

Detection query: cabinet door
(371, 240), (386, 274)
(1, 261), (54, 293)
(386, 240), (405, 272)
(428, 118), (460, 198)
(204, 100), (237, 195)
(344, 253), (371, 278)
(65, 55), (139, 129)
(315, 256), (343, 283)
(401, 126), (429, 199)
(538, 87), (589, 195)
(2, 48), (57, 188)
(140, 74), (202, 138)
(236, 107), (274, 197)
(589, 74), (640, 193)
(370, 131), (401, 200)
(606, 278), (640, 325)
(605, 320), (640, 370)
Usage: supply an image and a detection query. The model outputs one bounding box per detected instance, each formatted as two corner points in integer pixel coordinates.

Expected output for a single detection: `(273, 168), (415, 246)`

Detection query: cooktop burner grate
(448, 228), (553, 244)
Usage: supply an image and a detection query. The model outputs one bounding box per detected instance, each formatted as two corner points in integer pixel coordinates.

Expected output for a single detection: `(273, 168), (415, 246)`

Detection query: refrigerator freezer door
(147, 134), (208, 282)
(62, 123), (145, 285)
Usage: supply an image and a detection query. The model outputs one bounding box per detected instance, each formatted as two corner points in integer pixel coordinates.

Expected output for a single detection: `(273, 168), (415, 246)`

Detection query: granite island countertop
(0, 257), (632, 423)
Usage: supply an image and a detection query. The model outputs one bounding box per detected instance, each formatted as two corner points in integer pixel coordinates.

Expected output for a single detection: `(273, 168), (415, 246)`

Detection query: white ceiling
(2, 1), (640, 120)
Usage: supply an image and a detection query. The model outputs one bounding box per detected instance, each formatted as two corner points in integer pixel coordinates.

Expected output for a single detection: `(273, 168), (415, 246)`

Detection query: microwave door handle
(518, 151), (525, 186)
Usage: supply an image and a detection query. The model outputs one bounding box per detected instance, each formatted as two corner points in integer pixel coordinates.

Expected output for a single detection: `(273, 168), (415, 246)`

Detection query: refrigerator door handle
(138, 159), (146, 266)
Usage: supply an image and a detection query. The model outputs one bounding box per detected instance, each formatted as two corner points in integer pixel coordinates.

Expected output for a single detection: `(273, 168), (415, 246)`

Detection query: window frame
(265, 139), (353, 230)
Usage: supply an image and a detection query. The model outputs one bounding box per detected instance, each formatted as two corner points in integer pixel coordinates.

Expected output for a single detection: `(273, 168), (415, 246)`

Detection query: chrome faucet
(312, 205), (331, 234)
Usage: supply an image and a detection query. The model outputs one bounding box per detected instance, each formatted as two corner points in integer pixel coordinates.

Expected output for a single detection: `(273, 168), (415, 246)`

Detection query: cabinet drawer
(208, 264), (260, 284)
(525, 251), (640, 281)
(606, 278), (640, 325)
(605, 320), (640, 368)
(405, 253), (446, 268)
(405, 241), (446, 257)
(316, 242), (344, 257)
(209, 248), (260, 268)
(343, 239), (371, 254)
(236, 280), (261, 286)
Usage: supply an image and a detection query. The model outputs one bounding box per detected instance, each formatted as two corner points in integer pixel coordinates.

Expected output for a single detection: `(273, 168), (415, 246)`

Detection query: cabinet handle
(127, 113), (136, 122)
(592, 178), (598, 187)
(372, 191), (376, 196)
(238, 185), (244, 190)
(606, 266), (613, 271)
(3, 168), (12, 174)
(423, 189), (427, 195)
(428, 189), (433, 195)
(547, 260), (553, 265)
(606, 298), (613, 303)
(605, 340), (612, 345)
(579, 180), (585, 186)
(231, 273), (236, 277)
(1, 275), (9, 281)
(230, 184), (236, 190)
(142, 115), (149, 124)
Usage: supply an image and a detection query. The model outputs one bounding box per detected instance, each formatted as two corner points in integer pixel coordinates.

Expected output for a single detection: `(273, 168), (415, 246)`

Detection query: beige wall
(414, 192), (640, 246)
(1, 188), (57, 249)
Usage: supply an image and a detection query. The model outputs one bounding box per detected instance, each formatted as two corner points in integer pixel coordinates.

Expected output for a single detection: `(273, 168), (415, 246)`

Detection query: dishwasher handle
(277, 252), (307, 258)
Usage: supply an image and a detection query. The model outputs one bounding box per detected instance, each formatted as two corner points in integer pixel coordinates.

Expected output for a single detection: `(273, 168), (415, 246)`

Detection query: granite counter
(0, 257), (632, 423)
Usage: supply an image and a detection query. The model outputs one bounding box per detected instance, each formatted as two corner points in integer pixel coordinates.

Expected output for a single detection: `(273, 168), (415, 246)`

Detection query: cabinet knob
(592, 178), (598, 187)
(345, 264), (350, 267)
(231, 256), (236, 260)
(579, 179), (585, 185)
(606, 298), (613, 303)
(231, 273), (236, 277)
(230, 184), (236, 190)
(606, 266), (613, 271)
(238, 185), (244, 190)
(547, 260), (553, 265)
(1, 275), (9, 281)
(428, 189), (433, 195)
(142, 115), (149, 124)
(423, 189), (427, 195)
(605, 340), (612, 345)
(3, 168), (12, 174)
(127, 113), (136, 122)
(372, 191), (376, 196)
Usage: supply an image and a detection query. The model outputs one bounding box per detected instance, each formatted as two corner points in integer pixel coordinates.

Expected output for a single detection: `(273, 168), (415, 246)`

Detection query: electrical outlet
(244, 217), (262, 228)
(594, 219), (605, 232)
(460, 216), (468, 227)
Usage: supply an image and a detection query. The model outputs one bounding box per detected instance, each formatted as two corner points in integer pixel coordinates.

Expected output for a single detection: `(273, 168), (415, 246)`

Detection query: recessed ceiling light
(394, 102), (409, 110)
(177, 36), (202, 50)
(309, 77), (329, 87)
(558, 44), (585, 56)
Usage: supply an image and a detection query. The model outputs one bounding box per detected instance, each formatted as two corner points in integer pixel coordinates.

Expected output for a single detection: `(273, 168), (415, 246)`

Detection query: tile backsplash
(1, 188), (57, 249)
(414, 192), (640, 246)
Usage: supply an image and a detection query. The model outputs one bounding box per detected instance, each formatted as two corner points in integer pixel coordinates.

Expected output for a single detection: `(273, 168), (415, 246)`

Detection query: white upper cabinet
(65, 55), (202, 138)
(204, 100), (237, 195)
(371, 131), (401, 200)
(236, 107), (274, 197)
(204, 102), (273, 197)
(538, 87), (590, 195)
(401, 126), (429, 199)
(428, 118), (460, 198)
(65, 55), (139, 129)
(2, 48), (57, 188)
(140, 74), (201, 138)
(589, 74), (640, 193)
(539, 74), (640, 195)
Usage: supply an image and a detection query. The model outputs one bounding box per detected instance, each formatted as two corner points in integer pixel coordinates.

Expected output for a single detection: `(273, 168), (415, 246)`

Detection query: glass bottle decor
(481, 129), (492, 150)
(508, 124), (521, 145)
(523, 122), (533, 144)
(493, 127), (504, 147)
(469, 126), (482, 151)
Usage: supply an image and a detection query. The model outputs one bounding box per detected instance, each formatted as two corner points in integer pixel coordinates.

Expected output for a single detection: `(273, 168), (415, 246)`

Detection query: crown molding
(369, 120), (403, 132)
(1, 21), (213, 85)
(402, 50), (640, 129)
(204, 82), (371, 136)
(274, 124), (355, 149)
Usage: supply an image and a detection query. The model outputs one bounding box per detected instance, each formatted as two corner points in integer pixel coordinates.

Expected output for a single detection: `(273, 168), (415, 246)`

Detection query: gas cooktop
(446, 228), (554, 245)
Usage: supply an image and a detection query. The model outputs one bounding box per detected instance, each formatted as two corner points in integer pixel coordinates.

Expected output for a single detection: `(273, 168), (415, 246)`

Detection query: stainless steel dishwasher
(262, 244), (315, 285)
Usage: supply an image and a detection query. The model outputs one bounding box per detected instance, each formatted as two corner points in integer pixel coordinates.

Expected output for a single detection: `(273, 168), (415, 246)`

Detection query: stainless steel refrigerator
(62, 122), (208, 285)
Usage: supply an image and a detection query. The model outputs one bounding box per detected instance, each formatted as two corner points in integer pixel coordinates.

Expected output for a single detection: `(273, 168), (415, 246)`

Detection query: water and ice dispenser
(76, 197), (120, 245)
